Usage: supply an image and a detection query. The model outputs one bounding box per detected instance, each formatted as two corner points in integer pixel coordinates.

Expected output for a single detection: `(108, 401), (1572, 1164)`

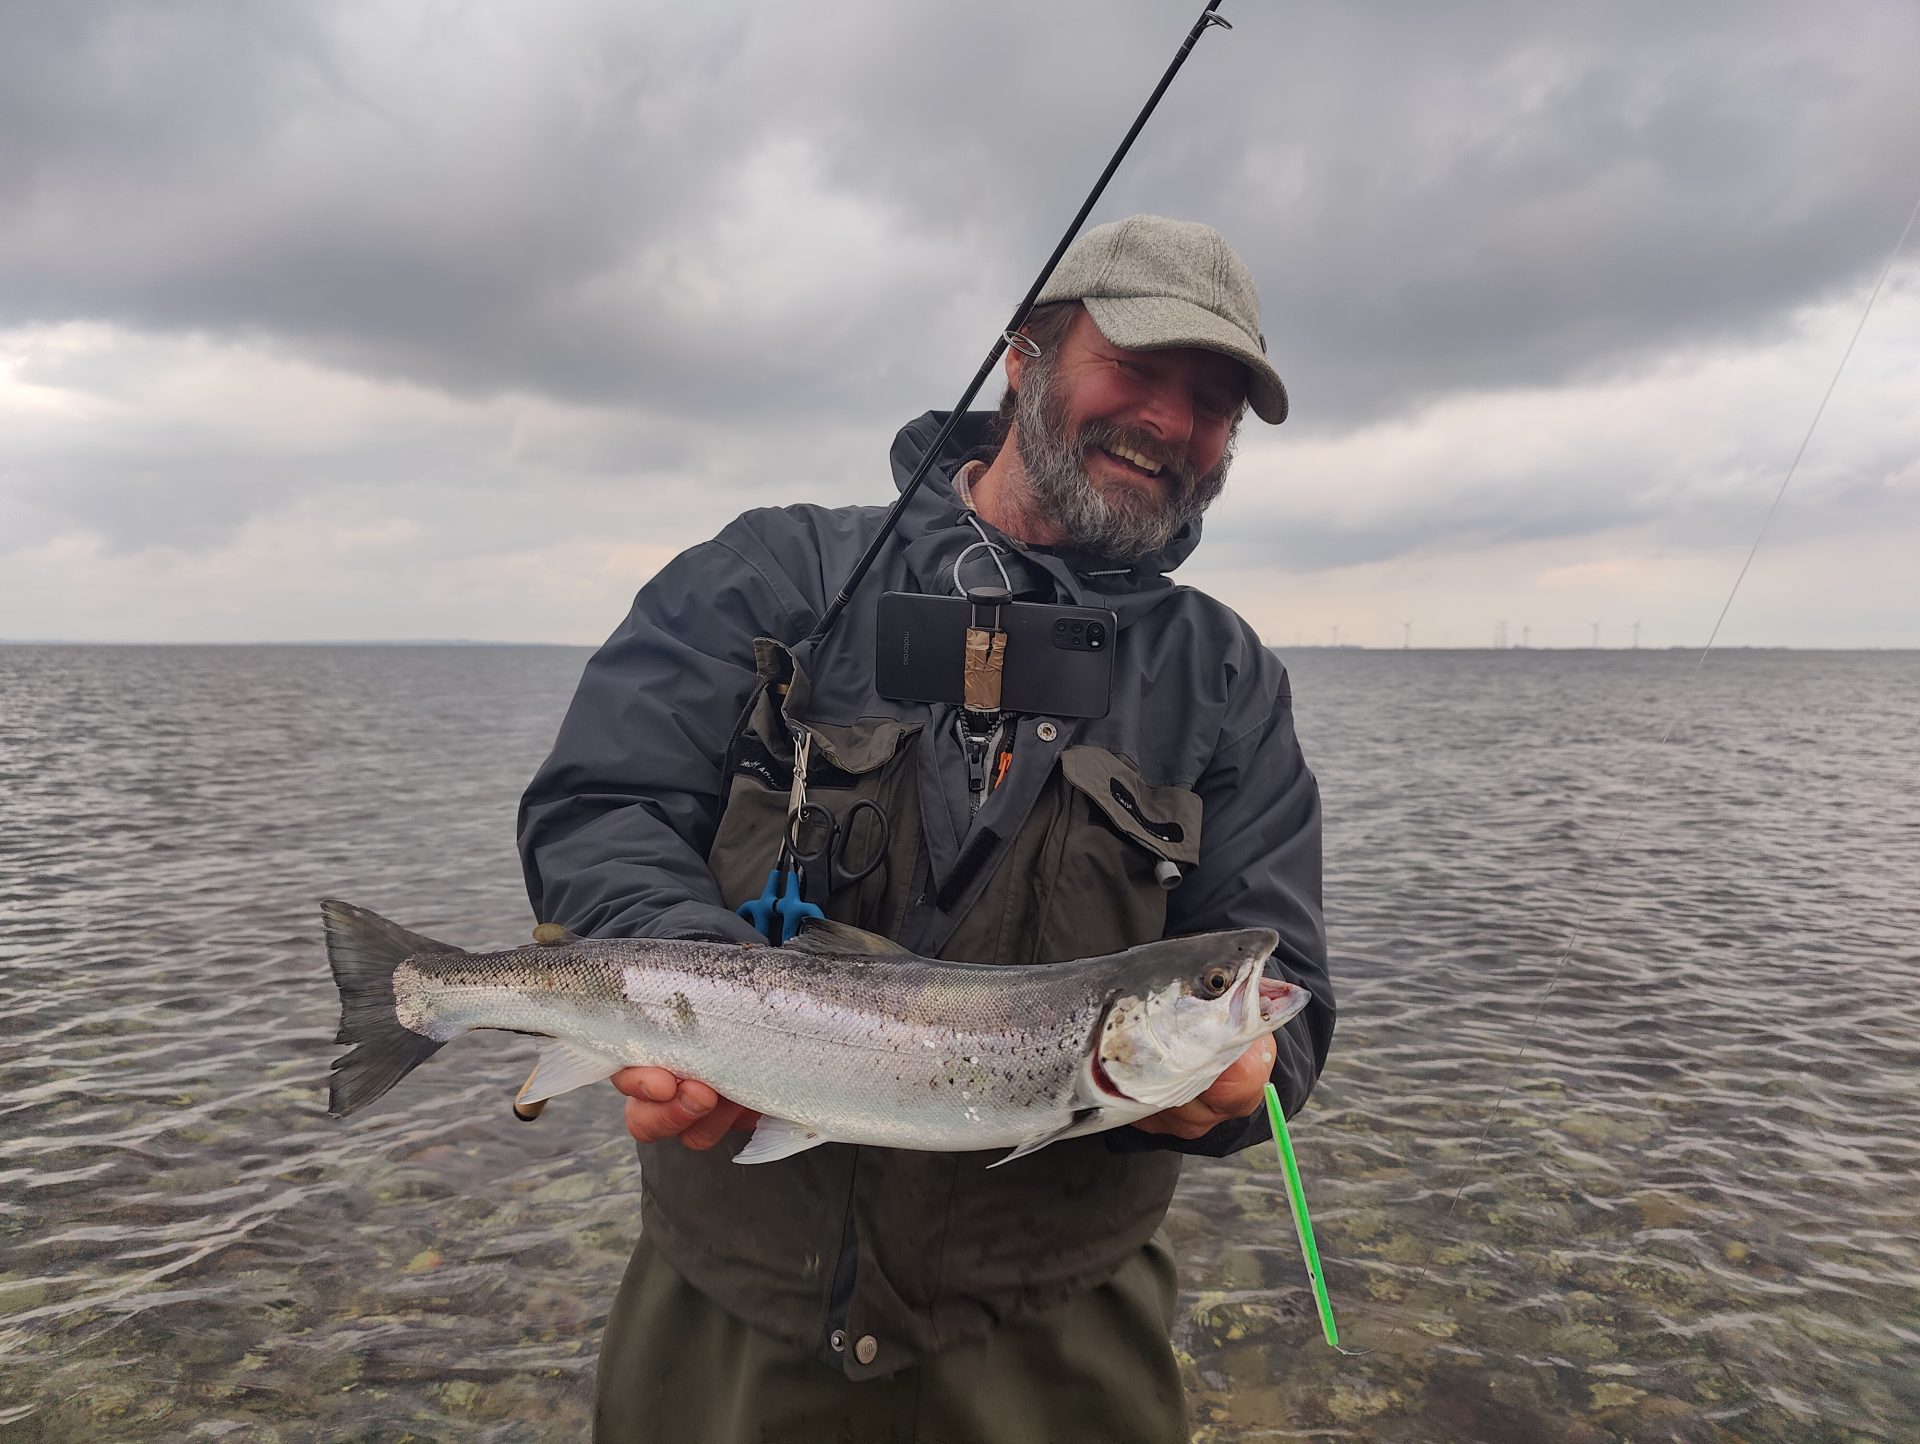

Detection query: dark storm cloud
(3, 0), (1915, 433)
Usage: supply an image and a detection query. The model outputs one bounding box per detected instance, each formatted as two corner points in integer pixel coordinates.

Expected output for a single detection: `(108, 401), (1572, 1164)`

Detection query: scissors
(786, 799), (890, 908)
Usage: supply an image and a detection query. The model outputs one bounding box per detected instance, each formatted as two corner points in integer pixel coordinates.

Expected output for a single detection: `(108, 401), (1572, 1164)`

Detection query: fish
(322, 899), (1311, 1165)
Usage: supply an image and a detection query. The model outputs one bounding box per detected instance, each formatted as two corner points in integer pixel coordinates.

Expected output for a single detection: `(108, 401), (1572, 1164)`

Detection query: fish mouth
(1257, 976), (1307, 1028)
(1232, 968), (1305, 1033)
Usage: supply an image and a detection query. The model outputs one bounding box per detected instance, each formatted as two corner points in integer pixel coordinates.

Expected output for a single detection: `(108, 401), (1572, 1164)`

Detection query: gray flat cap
(1035, 214), (1287, 424)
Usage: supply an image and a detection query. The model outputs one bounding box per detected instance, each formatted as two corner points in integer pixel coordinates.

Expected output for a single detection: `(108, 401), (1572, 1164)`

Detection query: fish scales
(322, 900), (1309, 1163)
(397, 939), (1105, 1149)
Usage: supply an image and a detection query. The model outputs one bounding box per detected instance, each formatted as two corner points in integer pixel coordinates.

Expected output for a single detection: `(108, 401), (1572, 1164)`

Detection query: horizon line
(5, 638), (1916, 653)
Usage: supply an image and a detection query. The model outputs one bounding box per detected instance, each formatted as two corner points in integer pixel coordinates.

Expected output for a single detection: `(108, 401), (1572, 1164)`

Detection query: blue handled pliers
(737, 847), (823, 945)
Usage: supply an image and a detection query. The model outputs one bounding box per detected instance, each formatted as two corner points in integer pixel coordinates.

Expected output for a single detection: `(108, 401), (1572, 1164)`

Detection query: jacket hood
(888, 411), (1202, 623)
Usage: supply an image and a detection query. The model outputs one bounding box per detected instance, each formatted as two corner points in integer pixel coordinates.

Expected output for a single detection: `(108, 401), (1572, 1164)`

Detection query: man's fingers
(1198, 1037), (1277, 1114)
(682, 1102), (760, 1151)
(616, 1074), (755, 1147)
(611, 1066), (679, 1103)
(623, 1094), (655, 1141)
(1130, 1038), (1280, 1139)
(680, 1104), (737, 1151)
(624, 1091), (705, 1143)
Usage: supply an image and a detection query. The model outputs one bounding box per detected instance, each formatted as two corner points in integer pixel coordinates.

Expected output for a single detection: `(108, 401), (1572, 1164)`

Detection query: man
(518, 215), (1333, 1444)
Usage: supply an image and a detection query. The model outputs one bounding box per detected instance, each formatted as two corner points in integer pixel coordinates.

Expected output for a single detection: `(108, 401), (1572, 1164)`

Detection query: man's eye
(1118, 360), (1153, 380)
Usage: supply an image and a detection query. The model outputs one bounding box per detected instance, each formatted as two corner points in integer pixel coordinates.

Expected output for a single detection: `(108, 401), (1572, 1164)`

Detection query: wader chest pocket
(1059, 747), (1202, 869)
(1010, 747), (1203, 965)
(709, 703), (921, 939)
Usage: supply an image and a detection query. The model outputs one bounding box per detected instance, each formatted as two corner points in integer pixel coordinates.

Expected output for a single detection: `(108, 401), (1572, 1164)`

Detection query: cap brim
(1083, 295), (1288, 424)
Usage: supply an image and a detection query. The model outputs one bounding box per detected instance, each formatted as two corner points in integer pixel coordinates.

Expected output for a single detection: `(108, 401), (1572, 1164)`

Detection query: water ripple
(3, 645), (1918, 1441)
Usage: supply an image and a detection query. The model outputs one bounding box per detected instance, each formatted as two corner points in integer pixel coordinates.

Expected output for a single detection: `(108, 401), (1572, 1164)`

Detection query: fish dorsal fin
(733, 1115), (834, 1164)
(517, 1039), (623, 1106)
(785, 919), (914, 957)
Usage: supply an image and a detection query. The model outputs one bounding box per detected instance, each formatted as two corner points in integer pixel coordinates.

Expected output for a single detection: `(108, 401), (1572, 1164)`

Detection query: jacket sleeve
(517, 526), (808, 944)
(1108, 664), (1333, 1158)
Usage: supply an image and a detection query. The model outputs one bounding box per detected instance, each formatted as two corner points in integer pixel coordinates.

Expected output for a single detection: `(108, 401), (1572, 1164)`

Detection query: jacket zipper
(957, 715), (1006, 819)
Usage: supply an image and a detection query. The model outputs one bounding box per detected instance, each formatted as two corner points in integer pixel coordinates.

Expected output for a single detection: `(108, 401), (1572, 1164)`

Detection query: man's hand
(611, 1067), (759, 1150)
(1129, 1035), (1276, 1141)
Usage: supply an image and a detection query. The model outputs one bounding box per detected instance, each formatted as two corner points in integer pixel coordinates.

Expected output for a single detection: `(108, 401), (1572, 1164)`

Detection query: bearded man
(519, 215), (1334, 1444)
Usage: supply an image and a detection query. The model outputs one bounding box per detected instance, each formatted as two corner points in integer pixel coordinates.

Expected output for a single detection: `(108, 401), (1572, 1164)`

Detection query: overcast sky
(3, 0), (1916, 648)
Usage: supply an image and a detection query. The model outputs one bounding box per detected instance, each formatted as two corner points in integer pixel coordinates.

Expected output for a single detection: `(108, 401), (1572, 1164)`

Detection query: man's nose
(1134, 382), (1194, 448)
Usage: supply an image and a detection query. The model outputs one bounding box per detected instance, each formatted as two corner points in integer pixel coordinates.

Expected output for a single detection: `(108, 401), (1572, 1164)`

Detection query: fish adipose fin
(323, 899), (464, 1118)
(989, 1107), (1108, 1169)
(785, 919), (914, 957)
(518, 1039), (624, 1106)
(733, 1115), (833, 1164)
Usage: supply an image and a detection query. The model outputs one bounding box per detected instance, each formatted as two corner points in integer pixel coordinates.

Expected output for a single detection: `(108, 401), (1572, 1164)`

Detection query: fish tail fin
(322, 899), (461, 1118)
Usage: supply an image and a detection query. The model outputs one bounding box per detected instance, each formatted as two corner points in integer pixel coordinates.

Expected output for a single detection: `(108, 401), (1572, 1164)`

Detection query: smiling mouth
(1097, 443), (1165, 480)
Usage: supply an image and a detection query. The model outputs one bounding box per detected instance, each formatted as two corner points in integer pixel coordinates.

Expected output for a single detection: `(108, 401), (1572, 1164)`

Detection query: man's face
(1010, 307), (1246, 560)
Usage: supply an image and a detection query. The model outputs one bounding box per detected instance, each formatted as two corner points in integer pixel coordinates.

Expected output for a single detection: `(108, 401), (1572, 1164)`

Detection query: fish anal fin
(988, 1107), (1108, 1169)
(732, 1115), (833, 1164)
(518, 1039), (623, 1105)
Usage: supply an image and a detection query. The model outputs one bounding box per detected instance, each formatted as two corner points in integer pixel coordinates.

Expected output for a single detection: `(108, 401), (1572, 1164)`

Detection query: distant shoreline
(5, 639), (1914, 653)
(0, 638), (581, 648)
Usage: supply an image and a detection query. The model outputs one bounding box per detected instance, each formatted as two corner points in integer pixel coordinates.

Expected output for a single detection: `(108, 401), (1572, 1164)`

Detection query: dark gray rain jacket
(518, 411), (1332, 1379)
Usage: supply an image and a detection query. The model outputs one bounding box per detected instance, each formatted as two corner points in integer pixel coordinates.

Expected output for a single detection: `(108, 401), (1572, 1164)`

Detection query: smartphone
(874, 592), (1115, 719)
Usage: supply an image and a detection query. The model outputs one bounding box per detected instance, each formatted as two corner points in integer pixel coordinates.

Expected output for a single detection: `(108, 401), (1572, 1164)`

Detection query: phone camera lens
(1054, 620), (1068, 633)
(1070, 621), (1084, 634)
(1087, 623), (1105, 646)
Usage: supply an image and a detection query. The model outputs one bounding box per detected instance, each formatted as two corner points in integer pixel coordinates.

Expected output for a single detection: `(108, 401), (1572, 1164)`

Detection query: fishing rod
(805, 0), (1234, 647)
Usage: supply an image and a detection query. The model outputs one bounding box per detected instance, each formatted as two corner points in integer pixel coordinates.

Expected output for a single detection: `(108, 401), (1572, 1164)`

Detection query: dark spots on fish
(668, 991), (696, 1030)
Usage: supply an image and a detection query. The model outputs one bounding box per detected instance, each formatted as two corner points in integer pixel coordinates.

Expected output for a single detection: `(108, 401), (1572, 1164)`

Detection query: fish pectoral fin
(732, 1115), (833, 1165)
(517, 1040), (624, 1106)
(988, 1108), (1108, 1169)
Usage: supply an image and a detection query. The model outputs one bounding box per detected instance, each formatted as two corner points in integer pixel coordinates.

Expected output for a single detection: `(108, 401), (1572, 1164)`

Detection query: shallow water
(1, 643), (1916, 1441)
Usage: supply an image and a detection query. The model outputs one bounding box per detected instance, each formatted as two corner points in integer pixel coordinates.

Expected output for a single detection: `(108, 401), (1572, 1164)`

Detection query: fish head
(1086, 927), (1310, 1114)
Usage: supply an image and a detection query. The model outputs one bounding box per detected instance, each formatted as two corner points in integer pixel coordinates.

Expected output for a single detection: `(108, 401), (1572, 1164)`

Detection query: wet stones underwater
(2, 643), (1917, 1441)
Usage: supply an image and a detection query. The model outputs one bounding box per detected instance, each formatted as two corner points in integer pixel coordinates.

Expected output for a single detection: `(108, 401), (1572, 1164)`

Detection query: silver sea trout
(322, 900), (1309, 1165)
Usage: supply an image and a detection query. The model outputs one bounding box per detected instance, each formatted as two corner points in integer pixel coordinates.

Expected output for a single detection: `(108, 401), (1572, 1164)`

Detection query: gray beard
(1011, 352), (1234, 562)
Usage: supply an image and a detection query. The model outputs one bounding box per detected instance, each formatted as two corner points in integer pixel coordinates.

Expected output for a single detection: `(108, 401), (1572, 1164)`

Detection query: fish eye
(1197, 966), (1233, 999)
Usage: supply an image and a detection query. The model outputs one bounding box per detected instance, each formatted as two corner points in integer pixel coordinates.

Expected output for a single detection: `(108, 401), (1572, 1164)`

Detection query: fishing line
(1319, 179), (1920, 1359)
